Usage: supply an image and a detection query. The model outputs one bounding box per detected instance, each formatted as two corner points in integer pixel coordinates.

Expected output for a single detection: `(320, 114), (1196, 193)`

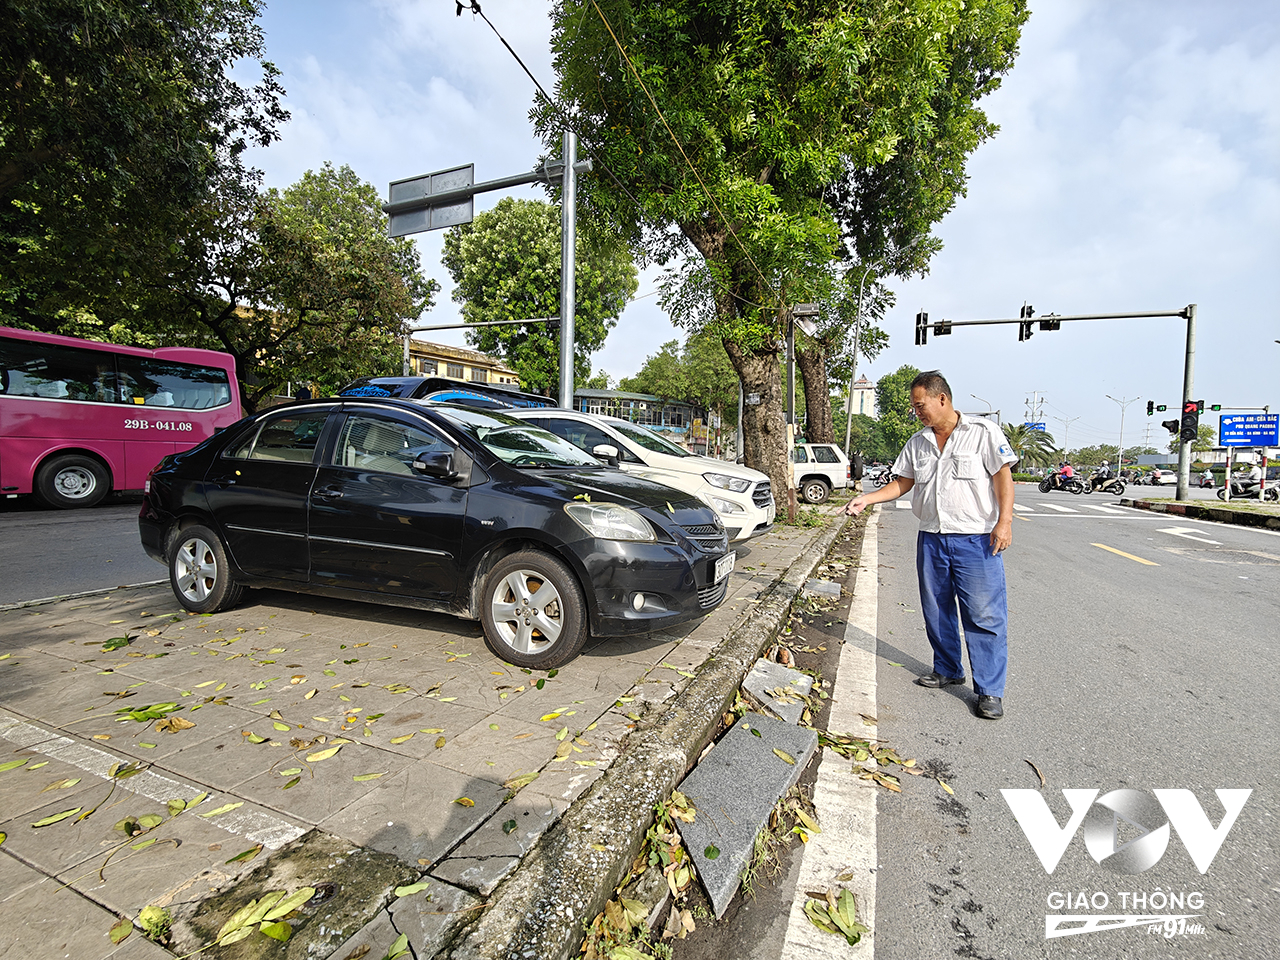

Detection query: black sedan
(139, 398), (734, 669)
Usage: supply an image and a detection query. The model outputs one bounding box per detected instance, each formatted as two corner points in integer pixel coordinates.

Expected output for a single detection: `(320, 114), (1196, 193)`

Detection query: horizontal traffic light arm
(919, 307), (1193, 332)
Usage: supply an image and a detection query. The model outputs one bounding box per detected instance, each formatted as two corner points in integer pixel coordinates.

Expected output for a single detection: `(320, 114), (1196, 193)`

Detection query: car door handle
(314, 486), (344, 500)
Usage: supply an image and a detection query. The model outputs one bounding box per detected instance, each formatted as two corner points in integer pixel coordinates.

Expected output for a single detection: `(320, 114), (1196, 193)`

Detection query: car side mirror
(412, 451), (458, 480)
(591, 443), (620, 466)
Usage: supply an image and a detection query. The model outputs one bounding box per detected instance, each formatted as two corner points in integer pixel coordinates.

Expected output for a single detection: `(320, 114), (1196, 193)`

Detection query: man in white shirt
(844, 371), (1017, 719)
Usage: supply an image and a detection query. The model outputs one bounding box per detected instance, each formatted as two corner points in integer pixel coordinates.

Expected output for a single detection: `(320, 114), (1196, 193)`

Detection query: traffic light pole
(1176, 304), (1197, 501)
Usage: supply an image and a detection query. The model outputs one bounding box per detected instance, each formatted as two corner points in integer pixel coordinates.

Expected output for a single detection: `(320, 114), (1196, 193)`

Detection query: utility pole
(1024, 391), (1045, 424)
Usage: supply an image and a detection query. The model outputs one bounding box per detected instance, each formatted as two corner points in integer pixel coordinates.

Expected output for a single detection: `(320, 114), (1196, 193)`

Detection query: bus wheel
(34, 454), (110, 509)
(169, 525), (244, 614)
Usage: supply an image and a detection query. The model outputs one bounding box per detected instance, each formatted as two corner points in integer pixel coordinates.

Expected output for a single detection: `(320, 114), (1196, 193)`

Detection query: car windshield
(608, 420), (692, 457)
(435, 405), (601, 468)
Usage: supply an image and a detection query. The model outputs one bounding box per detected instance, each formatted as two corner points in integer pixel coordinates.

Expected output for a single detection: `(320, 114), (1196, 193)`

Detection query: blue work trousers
(916, 532), (1008, 697)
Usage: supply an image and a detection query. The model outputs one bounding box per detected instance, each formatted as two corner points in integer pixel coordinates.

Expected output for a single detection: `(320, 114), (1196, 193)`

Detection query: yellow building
(406, 339), (521, 387)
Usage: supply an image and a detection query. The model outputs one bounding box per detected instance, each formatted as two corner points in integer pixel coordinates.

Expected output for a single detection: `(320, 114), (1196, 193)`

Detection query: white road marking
(1157, 526), (1223, 545)
(895, 500), (912, 509)
(1079, 503), (1125, 514)
(1038, 503), (1079, 513)
(1013, 504), (1035, 513)
(783, 508), (880, 959)
(0, 710), (306, 849)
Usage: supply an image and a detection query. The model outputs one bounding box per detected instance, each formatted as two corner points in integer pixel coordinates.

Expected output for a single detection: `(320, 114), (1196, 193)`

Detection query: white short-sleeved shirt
(892, 412), (1018, 534)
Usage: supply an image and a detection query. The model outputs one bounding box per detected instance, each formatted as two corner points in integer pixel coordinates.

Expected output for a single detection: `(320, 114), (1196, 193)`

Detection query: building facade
(406, 339), (521, 386)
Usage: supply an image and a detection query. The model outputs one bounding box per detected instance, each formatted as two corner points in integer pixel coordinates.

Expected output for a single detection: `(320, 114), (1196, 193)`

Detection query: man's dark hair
(911, 370), (952, 400)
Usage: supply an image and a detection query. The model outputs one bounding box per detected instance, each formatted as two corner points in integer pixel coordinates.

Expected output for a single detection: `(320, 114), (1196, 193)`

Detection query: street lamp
(970, 393), (993, 412)
(1106, 394), (1137, 473)
(844, 239), (924, 454)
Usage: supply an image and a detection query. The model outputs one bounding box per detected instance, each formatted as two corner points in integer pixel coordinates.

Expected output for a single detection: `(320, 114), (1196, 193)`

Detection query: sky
(244, 0), (1280, 455)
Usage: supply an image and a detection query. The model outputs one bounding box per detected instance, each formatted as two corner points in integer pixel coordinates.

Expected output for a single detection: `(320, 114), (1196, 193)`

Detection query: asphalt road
(0, 496), (163, 604)
(872, 487), (1279, 959)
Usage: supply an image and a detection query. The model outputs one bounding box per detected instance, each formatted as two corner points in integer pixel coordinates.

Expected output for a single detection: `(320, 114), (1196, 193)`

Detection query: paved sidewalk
(0, 506), (848, 960)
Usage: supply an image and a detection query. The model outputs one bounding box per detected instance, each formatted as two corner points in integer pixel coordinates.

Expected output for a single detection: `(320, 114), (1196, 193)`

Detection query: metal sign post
(383, 137), (591, 405)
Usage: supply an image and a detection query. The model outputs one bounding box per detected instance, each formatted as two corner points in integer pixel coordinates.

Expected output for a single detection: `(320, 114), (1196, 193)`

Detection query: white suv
(791, 442), (852, 503)
(509, 409), (775, 543)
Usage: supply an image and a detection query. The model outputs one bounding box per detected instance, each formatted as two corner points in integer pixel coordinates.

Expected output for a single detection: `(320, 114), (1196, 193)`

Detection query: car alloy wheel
(481, 550), (587, 669)
(168, 524), (244, 614)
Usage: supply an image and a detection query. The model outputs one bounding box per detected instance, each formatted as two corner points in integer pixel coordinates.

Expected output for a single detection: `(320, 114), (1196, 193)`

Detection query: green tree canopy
(875, 365), (922, 456)
(1001, 423), (1057, 468)
(1, 0), (287, 327)
(88, 162), (437, 410)
(618, 340), (687, 398)
(441, 197), (637, 394)
(536, 0), (1027, 507)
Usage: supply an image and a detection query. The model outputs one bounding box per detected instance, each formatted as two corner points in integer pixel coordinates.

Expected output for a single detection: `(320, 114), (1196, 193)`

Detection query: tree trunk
(723, 340), (792, 520)
(794, 344), (835, 443)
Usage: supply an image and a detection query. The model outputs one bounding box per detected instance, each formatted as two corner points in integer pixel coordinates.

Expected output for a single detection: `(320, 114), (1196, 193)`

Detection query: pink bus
(0, 327), (243, 508)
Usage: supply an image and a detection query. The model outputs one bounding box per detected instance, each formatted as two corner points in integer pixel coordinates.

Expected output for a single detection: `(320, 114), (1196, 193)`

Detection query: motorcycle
(871, 470), (898, 489)
(1084, 475), (1126, 496)
(1038, 473), (1084, 495)
(1197, 475), (1215, 488)
(1216, 479), (1279, 501)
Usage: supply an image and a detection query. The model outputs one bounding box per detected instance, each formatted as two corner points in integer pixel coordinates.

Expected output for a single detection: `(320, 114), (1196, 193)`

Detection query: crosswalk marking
(894, 500), (912, 509)
(1079, 503), (1124, 514)
(1158, 526), (1222, 545)
(1038, 503), (1078, 513)
(1013, 503), (1035, 513)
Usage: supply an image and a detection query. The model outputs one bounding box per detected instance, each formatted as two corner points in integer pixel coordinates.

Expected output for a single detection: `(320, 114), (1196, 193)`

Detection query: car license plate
(713, 551), (736, 583)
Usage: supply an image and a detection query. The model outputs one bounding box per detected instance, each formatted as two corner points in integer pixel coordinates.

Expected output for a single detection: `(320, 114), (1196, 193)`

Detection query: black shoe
(915, 672), (965, 689)
(976, 695), (1004, 719)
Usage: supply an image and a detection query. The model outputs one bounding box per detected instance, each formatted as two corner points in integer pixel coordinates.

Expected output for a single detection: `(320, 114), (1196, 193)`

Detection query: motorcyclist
(1241, 462), (1263, 495)
(1201, 467), (1213, 487)
(1089, 460), (1113, 492)
(1057, 461), (1075, 490)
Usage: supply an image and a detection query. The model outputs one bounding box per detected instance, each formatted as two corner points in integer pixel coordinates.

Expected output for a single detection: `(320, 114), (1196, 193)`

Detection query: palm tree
(1002, 423), (1058, 469)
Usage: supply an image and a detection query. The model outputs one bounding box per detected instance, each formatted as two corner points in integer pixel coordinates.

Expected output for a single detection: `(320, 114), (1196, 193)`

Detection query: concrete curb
(440, 511), (853, 960)
(0, 579), (167, 612)
(1120, 497), (1280, 530)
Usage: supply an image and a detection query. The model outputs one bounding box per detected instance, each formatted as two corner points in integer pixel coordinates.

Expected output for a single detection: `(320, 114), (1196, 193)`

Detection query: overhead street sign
(1024, 422), (1046, 431)
(386, 164), (475, 237)
(1219, 413), (1279, 447)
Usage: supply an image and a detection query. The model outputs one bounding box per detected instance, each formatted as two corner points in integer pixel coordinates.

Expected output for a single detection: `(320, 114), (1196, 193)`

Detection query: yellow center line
(1091, 543), (1159, 566)
(1014, 514), (1032, 522)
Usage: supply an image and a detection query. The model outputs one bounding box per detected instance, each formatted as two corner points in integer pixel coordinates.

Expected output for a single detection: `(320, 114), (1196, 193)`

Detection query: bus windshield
(0, 327), (242, 508)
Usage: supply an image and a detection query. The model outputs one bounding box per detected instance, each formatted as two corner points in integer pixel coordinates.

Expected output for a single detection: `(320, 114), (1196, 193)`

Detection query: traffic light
(1180, 400), (1200, 443)
(1038, 314), (1061, 331)
(1209, 403), (1221, 411)
(915, 311), (929, 346)
(933, 319), (952, 336)
(1196, 399), (1205, 413)
(1156, 404), (1167, 412)
(1018, 304), (1035, 342)
(1147, 400), (1154, 416)
(1161, 418), (1179, 435)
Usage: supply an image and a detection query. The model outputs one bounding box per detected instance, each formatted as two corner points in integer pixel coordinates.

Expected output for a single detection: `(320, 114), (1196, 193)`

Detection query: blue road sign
(1023, 422), (1047, 431)
(1219, 413), (1279, 447)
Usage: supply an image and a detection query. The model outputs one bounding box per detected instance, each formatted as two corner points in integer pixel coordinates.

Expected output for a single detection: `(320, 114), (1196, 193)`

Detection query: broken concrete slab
(802, 577), (842, 601)
(742, 659), (813, 725)
(168, 829), (418, 960)
(676, 714), (818, 918)
(430, 789), (570, 895)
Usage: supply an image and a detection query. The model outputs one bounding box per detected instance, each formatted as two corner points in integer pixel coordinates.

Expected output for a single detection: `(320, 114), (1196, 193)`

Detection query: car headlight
(564, 503), (656, 541)
(709, 496), (745, 515)
(704, 472), (751, 493)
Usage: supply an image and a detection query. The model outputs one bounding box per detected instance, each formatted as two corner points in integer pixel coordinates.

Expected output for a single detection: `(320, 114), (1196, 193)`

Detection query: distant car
(504, 408), (775, 543)
(139, 398), (733, 669)
(791, 443), (852, 504)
